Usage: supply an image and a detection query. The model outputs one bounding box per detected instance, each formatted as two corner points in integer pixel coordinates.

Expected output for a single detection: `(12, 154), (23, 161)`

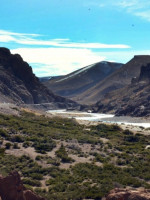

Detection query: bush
(13, 143), (20, 149)
(11, 135), (24, 143)
(123, 129), (133, 135)
(0, 148), (5, 156)
(23, 141), (30, 148)
(55, 144), (74, 163)
(22, 178), (41, 187)
(0, 129), (8, 138)
(5, 142), (11, 149)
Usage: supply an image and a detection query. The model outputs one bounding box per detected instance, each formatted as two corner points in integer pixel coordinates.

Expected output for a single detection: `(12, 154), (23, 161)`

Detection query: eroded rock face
(139, 63), (150, 82)
(106, 188), (150, 200)
(0, 171), (45, 200)
(0, 47), (80, 110)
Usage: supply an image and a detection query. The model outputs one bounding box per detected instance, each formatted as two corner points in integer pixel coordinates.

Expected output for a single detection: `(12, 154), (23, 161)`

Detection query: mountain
(44, 61), (123, 103)
(39, 75), (63, 83)
(93, 62), (150, 117)
(77, 55), (150, 104)
(0, 47), (79, 109)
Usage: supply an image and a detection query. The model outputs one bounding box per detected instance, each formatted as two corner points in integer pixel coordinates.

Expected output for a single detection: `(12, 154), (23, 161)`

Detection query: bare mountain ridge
(44, 61), (123, 103)
(0, 47), (79, 109)
(77, 55), (150, 104)
(93, 62), (150, 117)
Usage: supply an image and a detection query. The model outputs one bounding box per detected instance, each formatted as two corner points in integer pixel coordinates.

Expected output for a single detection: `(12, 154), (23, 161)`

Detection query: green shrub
(23, 141), (30, 148)
(0, 148), (5, 156)
(11, 135), (24, 143)
(5, 142), (11, 149)
(22, 178), (41, 187)
(0, 129), (8, 138)
(55, 144), (74, 163)
(13, 143), (20, 149)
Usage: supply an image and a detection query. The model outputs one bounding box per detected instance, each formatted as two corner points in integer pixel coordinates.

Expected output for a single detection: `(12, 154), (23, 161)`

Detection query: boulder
(106, 188), (150, 200)
(0, 171), (45, 200)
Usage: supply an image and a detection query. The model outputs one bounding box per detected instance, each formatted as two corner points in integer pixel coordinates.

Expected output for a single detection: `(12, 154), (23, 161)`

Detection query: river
(47, 110), (150, 128)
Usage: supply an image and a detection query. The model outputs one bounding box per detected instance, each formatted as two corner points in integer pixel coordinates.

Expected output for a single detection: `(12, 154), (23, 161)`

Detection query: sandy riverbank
(0, 103), (150, 135)
(47, 110), (150, 135)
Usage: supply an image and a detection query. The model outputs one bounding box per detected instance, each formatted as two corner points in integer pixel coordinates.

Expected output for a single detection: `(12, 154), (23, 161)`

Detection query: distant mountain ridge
(44, 61), (123, 103)
(77, 55), (150, 104)
(92, 62), (150, 117)
(0, 47), (79, 109)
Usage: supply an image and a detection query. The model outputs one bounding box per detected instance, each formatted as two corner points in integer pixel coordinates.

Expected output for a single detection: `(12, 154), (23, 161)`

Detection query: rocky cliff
(0, 47), (79, 109)
(106, 188), (150, 200)
(0, 171), (45, 200)
(139, 63), (150, 82)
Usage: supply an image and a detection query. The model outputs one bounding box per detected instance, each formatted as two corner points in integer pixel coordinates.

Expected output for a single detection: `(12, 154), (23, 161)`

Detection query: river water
(47, 110), (150, 128)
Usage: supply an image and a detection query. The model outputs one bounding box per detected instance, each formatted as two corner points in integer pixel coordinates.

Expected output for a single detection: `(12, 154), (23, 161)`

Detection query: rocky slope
(1, 172), (150, 200)
(44, 61), (122, 103)
(78, 55), (150, 104)
(106, 188), (150, 200)
(0, 171), (45, 200)
(0, 47), (79, 109)
(93, 63), (150, 117)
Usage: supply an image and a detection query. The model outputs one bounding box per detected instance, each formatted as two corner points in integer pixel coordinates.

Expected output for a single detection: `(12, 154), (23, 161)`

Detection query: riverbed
(47, 110), (150, 128)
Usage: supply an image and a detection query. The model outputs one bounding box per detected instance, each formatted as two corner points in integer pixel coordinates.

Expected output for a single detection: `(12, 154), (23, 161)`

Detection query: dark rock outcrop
(106, 188), (150, 200)
(0, 47), (80, 109)
(0, 171), (45, 200)
(139, 63), (150, 82)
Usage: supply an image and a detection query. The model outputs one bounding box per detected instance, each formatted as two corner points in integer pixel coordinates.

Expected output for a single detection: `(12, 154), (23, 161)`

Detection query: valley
(0, 110), (150, 199)
(1, 0), (150, 199)
(0, 48), (150, 199)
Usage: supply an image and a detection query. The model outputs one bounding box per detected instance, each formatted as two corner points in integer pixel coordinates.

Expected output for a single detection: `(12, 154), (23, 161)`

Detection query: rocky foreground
(0, 171), (45, 200)
(0, 171), (150, 200)
(106, 188), (150, 200)
(0, 111), (149, 199)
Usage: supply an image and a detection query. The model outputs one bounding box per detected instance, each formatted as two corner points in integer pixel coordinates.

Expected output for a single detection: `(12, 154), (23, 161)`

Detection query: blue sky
(0, 0), (150, 76)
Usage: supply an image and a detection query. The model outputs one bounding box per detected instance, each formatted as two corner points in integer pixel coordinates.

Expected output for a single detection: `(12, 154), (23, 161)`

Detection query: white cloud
(87, 0), (150, 22)
(10, 47), (150, 77)
(117, 0), (140, 9)
(11, 48), (106, 76)
(116, 0), (150, 21)
(95, 49), (150, 63)
(135, 10), (150, 21)
(0, 29), (130, 49)
(0, 30), (39, 37)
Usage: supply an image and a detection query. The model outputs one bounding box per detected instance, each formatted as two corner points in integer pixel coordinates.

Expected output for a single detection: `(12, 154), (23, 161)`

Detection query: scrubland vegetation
(0, 111), (149, 199)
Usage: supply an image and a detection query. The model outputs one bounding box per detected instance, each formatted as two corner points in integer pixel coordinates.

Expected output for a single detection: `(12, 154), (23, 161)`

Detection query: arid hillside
(0, 47), (79, 109)
(44, 61), (122, 104)
(93, 63), (150, 117)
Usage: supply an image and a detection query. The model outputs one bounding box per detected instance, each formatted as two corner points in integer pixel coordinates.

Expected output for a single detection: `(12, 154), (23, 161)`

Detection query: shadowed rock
(0, 171), (45, 200)
(139, 63), (150, 82)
